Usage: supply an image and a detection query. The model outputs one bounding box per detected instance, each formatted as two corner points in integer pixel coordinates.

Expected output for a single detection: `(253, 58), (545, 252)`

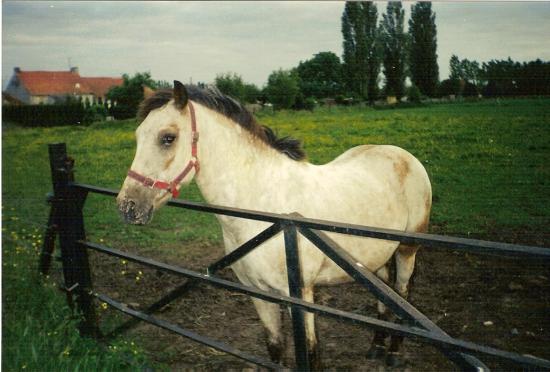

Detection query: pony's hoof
(366, 344), (386, 360)
(308, 351), (322, 371)
(385, 352), (405, 368)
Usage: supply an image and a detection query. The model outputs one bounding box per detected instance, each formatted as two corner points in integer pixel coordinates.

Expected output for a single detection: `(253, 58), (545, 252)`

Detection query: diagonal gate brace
(101, 222), (282, 339)
(207, 222), (282, 275)
(298, 225), (489, 371)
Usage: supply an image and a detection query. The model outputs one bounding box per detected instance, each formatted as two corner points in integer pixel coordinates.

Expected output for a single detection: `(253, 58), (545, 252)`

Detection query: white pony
(117, 81), (432, 369)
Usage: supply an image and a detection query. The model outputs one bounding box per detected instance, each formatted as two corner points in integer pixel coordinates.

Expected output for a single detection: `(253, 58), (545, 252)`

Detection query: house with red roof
(4, 67), (123, 105)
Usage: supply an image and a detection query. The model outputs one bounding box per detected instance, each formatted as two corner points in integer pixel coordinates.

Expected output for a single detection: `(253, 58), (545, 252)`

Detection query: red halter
(127, 101), (199, 199)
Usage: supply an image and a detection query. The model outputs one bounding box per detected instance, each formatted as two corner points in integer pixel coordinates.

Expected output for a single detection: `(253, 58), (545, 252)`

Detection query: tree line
(445, 56), (550, 97)
(107, 1), (549, 116)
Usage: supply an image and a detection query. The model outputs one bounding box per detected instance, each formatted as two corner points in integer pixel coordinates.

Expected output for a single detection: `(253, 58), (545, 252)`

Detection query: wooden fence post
(48, 143), (98, 337)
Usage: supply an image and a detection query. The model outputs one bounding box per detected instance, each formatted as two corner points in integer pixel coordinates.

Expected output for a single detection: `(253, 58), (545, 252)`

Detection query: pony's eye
(161, 134), (177, 147)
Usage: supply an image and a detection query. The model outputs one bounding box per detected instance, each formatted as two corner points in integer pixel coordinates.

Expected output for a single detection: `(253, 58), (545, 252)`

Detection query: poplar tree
(409, 2), (439, 97)
(341, 1), (380, 101)
(380, 2), (406, 99)
(449, 54), (462, 80)
(363, 2), (380, 102)
(342, 2), (363, 96)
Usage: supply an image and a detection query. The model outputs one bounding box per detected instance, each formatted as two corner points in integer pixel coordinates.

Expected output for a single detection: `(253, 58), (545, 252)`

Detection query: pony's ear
(142, 85), (155, 99)
(173, 80), (188, 110)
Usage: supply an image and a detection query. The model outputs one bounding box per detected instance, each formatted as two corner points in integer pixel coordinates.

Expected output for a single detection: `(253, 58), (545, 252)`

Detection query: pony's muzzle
(117, 198), (153, 225)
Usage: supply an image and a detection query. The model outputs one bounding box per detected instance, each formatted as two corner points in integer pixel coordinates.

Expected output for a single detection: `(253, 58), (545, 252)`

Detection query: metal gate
(40, 143), (550, 371)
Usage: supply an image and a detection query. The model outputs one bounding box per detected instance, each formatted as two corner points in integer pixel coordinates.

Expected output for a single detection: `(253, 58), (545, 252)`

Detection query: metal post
(48, 143), (98, 337)
(284, 224), (310, 371)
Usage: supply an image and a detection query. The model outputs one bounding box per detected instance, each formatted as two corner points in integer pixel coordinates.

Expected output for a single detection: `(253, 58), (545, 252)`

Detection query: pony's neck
(192, 103), (294, 207)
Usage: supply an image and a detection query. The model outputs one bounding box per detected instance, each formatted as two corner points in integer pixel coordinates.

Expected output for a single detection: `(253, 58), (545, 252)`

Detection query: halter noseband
(127, 101), (199, 199)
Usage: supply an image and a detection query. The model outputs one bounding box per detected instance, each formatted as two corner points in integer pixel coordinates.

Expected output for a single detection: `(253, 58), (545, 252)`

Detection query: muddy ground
(89, 228), (549, 371)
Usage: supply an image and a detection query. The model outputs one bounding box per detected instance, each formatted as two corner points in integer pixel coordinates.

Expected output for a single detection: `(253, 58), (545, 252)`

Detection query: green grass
(4, 99), (549, 244)
(2, 213), (155, 371)
(258, 99), (550, 237)
(2, 98), (549, 370)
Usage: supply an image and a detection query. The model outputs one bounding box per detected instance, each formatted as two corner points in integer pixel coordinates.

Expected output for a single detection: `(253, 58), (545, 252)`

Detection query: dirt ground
(89, 228), (549, 371)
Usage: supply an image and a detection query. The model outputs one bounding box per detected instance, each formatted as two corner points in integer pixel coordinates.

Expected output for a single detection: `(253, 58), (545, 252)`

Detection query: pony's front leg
(251, 298), (285, 364)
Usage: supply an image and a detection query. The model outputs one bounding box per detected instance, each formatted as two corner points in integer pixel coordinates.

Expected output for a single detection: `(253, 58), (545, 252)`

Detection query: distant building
(4, 67), (123, 105)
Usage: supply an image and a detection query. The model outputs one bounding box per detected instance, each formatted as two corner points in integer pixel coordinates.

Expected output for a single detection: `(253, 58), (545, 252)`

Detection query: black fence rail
(41, 143), (550, 371)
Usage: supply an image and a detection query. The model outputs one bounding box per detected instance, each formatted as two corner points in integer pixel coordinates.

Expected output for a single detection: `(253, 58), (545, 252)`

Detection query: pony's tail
(262, 126), (306, 161)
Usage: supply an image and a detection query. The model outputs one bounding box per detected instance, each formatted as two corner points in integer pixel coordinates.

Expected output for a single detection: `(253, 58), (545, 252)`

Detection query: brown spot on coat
(164, 155), (175, 169)
(399, 200), (431, 257)
(425, 194), (432, 212)
(415, 211), (430, 234)
(415, 194), (432, 233)
(393, 158), (410, 186)
(398, 244), (419, 257)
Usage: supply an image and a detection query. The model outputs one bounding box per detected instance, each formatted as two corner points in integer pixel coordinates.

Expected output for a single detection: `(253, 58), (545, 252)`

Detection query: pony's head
(117, 81), (197, 224)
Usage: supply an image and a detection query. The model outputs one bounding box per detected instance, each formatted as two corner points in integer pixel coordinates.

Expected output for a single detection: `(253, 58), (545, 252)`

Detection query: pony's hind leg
(251, 298), (285, 364)
(385, 245), (419, 367)
(366, 265), (390, 360)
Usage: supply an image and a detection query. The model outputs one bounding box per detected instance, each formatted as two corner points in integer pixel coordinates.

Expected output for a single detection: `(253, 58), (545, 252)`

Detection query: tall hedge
(109, 105), (136, 120)
(2, 103), (87, 127)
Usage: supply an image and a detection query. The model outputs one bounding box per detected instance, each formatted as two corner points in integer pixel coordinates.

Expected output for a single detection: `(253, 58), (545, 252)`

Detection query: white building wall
(29, 95), (56, 104)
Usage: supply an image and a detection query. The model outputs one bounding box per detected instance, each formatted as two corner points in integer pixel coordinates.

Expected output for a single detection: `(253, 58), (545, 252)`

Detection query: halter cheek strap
(127, 101), (199, 198)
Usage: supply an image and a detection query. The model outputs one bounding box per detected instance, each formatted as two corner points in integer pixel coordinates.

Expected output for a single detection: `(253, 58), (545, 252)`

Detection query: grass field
(2, 98), (549, 370)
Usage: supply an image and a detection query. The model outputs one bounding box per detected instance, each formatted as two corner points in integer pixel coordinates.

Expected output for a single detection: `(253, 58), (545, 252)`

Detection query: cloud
(2, 1), (344, 86)
(2, 1), (550, 88)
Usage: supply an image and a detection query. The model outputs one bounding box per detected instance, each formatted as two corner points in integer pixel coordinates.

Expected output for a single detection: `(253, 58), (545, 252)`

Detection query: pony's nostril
(121, 199), (135, 213)
(119, 199), (135, 219)
(118, 199), (153, 225)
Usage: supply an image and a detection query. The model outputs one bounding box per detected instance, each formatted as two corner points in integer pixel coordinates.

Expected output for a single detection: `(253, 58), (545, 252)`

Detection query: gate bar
(79, 240), (550, 370)
(96, 293), (282, 370)
(71, 183), (550, 260)
(104, 279), (198, 340)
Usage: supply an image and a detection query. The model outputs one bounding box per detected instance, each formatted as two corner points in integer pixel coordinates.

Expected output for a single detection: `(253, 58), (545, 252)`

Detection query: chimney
(14, 67), (21, 73)
(70, 66), (79, 75)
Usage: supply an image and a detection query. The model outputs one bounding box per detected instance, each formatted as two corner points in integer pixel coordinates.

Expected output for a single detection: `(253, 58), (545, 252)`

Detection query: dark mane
(137, 85), (306, 161)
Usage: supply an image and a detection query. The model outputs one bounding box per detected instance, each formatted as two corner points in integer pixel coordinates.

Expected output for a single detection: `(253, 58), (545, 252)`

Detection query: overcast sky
(3, 1), (550, 89)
